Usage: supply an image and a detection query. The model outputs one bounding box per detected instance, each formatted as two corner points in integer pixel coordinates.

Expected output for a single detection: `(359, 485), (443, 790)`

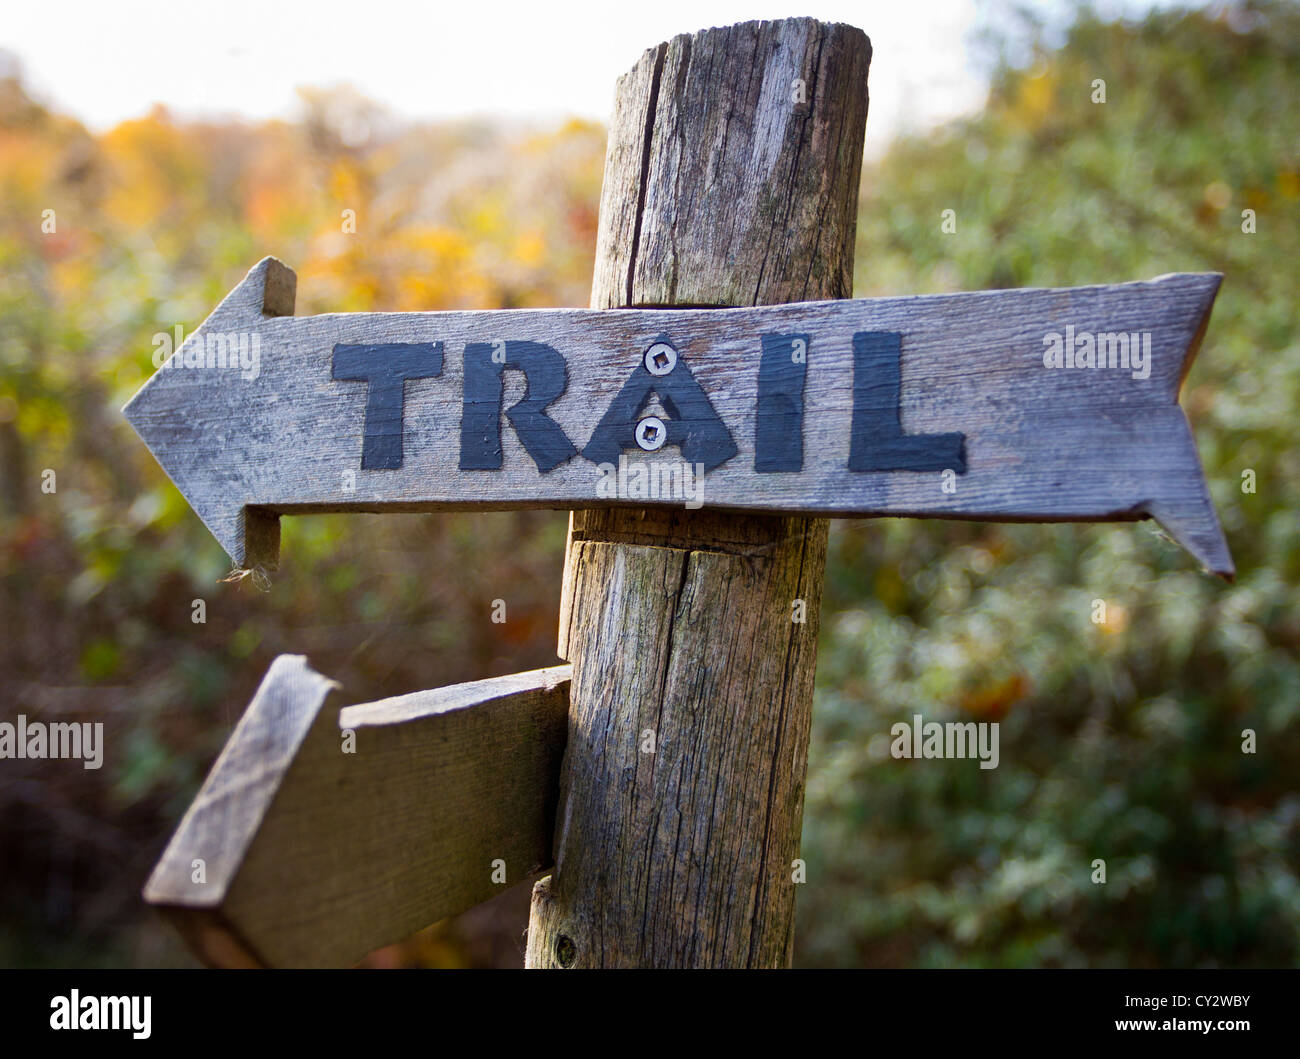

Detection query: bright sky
(2, 1), (1182, 149)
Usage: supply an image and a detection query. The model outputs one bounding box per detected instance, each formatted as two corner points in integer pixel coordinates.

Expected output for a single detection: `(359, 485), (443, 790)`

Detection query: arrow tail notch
(1097, 272), (1231, 578)
(1143, 408), (1234, 579)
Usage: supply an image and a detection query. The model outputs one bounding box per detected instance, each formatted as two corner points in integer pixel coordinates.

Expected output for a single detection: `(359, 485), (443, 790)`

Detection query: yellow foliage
(1009, 68), (1057, 130)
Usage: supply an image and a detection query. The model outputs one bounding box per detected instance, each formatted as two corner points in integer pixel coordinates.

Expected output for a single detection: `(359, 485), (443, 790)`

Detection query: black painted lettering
(332, 342), (444, 470)
(460, 341), (578, 473)
(582, 346), (737, 471)
(848, 331), (965, 473)
(754, 333), (809, 471)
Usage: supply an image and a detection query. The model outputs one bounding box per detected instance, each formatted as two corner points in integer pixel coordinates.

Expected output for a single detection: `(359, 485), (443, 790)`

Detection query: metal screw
(644, 342), (677, 376)
(635, 416), (667, 451)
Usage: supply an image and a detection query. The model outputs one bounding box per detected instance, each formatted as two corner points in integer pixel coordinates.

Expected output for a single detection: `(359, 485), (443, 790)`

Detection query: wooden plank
(143, 655), (570, 968)
(122, 256), (1232, 577)
(527, 16), (858, 969)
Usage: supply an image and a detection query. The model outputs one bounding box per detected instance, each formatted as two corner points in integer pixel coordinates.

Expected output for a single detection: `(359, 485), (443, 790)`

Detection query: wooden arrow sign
(143, 655), (570, 968)
(123, 257), (1232, 577)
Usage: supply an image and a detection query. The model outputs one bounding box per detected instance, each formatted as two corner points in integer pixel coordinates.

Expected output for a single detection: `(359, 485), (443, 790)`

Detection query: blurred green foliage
(0, 3), (1295, 968)
(798, 1), (1299, 967)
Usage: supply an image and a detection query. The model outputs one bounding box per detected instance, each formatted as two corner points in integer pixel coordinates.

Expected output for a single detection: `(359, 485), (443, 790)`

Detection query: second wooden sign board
(125, 257), (1231, 577)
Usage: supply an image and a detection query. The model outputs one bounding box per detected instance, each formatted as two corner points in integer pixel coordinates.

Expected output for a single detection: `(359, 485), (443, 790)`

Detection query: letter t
(332, 342), (444, 469)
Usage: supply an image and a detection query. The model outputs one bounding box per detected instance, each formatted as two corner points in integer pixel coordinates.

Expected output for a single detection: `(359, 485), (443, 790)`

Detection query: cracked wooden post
(525, 18), (871, 968)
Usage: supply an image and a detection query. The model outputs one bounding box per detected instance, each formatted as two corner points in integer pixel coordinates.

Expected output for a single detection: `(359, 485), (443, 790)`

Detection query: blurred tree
(798, 0), (1299, 968)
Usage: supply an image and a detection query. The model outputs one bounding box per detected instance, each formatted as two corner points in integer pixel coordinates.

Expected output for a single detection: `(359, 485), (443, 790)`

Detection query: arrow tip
(123, 258), (299, 571)
(252, 256), (298, 318)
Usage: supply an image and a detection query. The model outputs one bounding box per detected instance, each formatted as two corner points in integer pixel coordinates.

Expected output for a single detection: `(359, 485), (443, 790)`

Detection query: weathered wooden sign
(144, 656), (570, 967)
(123, 257), (1232, 577)
(135, 16), (1239, 971)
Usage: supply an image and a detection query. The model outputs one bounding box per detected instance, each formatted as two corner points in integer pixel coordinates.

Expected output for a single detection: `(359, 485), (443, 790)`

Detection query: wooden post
(525, 18), (871, 967)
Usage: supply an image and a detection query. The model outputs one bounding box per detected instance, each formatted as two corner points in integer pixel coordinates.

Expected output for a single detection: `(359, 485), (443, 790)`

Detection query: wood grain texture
(589, 17), (869, 307)
(144, 655), (570, 967)
(532, 521), (829, 967)
(526, 17), (865, 969)
(122, 258), (1230, 576)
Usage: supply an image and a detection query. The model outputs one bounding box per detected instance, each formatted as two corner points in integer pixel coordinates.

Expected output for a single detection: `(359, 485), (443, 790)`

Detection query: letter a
(582, 345), (736, 471)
